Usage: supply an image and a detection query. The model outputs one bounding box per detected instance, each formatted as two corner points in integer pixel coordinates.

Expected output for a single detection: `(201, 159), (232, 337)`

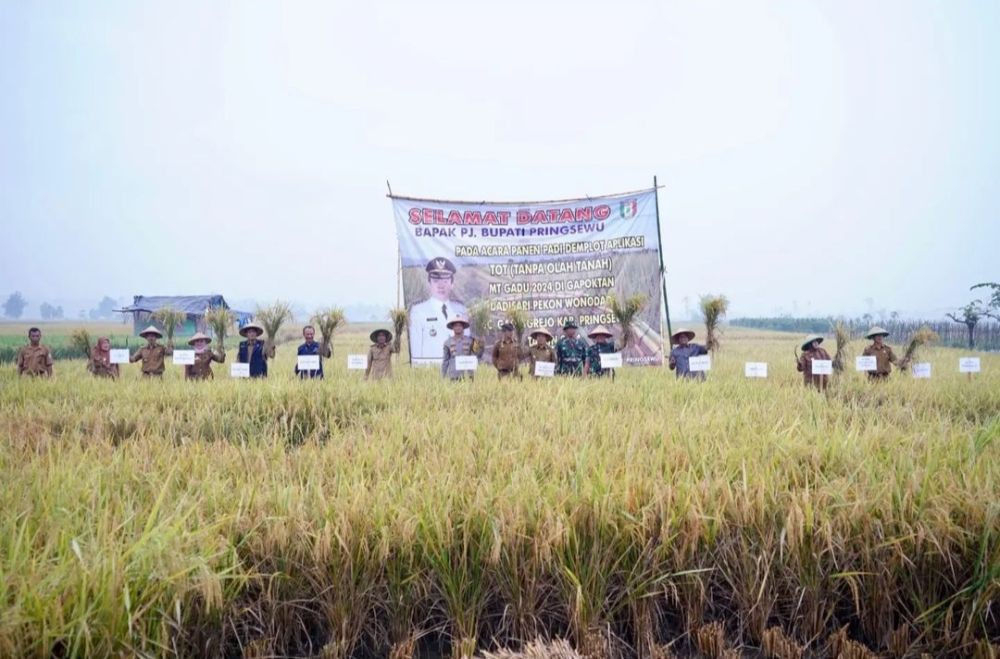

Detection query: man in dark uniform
(584, 325), (616, 377)
(555, 320), (587, 376)
(295, 325), (331, 379)
(237, 321), (274, 378)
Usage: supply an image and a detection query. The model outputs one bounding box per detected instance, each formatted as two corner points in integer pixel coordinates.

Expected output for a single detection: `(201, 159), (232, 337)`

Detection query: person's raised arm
(129, 348), (142, 363)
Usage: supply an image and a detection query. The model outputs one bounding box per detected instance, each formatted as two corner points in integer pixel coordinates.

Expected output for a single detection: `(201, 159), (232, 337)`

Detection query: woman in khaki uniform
(185, 332), (225, 380)
(88, 336), (119, 379)
(797, 334), (831, 390)
(365, 329), (395, 380)
(526, 328), (557, 378)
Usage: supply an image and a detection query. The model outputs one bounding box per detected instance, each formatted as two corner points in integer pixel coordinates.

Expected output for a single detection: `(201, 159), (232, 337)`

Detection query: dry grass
(204, 307), (235, 347)
(255, 300), (294, 346)
(700, 295), (730, 353)
(311, 307), (347, 348)
(901, 325), (940, 370)
(0, 325), (998, 658)
(389, 307), (408, 355)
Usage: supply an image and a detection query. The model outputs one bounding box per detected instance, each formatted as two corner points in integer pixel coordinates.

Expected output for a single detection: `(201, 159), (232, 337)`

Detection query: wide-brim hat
(587, 324), (614, 339)
(139, 325), (163, 339)
(530, 328), (553, 340)
(671, 328), (696, 342)
(239, 321), (265, 337)
(446, 315), (470, 330)
(865, 326), (890, 339)
(562, 320), (578, 330)
(801, 334), (824, 351)
(187, 332), (212, 346)
(370, 328), (393, 343)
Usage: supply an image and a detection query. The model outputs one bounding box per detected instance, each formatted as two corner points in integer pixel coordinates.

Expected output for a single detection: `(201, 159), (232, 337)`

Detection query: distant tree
(3, 292), (27, 319)
(862, 312), (873, 326)
(890, 310), (900, 321)
(946, 301), (986, 349)
(972, 282), (1000, 319)
(40, 302), (56, 320)
(53, 306), (64, 319)
(90, 296), (119, 320)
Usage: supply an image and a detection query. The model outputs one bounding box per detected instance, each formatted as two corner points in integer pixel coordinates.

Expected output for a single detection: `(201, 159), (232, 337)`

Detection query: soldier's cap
(370, 329), (393, 343)
(587, 325), (614, 339)
(446, 315), (471, 329)
(425, 257), (457, 278)
(139, 325), (163, 339)
(671, 328), (696, 342)
(187, 332), (212, 346)
(562, 320), (578, 330)
(865, 326), (889, 339)
(239, 321), (265, 337)
(801, 334), (824, 351)
(500, 322), (515, 331)
(530, 328), (553, 340)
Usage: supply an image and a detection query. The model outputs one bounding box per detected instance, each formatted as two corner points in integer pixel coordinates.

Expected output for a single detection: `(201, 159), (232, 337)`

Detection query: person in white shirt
(408, 257), (468, 362)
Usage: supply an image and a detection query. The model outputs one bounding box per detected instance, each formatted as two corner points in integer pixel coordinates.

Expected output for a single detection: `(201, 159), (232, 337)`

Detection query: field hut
(116, 294), (251, 338)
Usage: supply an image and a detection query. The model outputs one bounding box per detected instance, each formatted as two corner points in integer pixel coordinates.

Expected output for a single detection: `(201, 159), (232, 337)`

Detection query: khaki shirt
(17, 344), (53, 377)
(131, 344), (172, 375)
(862, 343), (898, 376)
(527, 344), (556, 377)
(185, 350), (225, 380)
(89, 349), (119, 379)
(366, 343), (394, 380)
(492, 337), (521, 373)
(797, 346), (831, 389)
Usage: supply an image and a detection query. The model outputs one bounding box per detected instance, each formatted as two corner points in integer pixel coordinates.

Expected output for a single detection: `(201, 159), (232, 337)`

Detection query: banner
(392, 188), (664, 365)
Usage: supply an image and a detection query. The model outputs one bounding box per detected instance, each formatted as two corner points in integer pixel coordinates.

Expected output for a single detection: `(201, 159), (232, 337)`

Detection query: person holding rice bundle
(88, 336), (119, 379)
(441, 315), (483, 381)
(584, 325), (616, 377)
(295, 325), (331, 379)
(526, 327), (556, 378)
(130, 325), (173, 378)
(797, 334), (830, 390)
(365, 329), (395, 380)
(237, 321), (274, 378)
(668, 328), (708, 380)
(862, 326), (899, 380)
(185, 332), (225, 380)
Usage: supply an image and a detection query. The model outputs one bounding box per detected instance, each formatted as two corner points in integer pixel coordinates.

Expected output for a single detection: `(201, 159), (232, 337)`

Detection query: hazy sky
(2, 1), (998, 319)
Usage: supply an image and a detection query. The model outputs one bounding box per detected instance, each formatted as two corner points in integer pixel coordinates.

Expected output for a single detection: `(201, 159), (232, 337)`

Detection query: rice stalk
(608, 292), (648, 351)
(70, 328), (92, 358)
(699, 294), (729, 353)
(389, 307), (408, 354)
(151, 306), (186, 346)
(204, 307), (235, 347)
(468, 301), (491, 338)
(900, 326), (939, 370)
(506, 307), (528, 344)
(311, 307), (346, 350)
(255, 301), (293, 347)
(831, 321), (852, 373)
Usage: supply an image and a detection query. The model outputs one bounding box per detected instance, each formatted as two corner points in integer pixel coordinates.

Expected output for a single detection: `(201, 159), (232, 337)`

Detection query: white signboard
(811, 359), (833, 375)
(534, 361), (555, 377)
(109, 349), (130, 364)
(855, 356), (877, 372)
(959, 357), (981, 373)
(911, 362), (932, 379)
(230, 362), (250, 378)
(172, 350), (195, 366)
(599, 352), (623, 369)
(347, 354), (368, 370)
(689, 355), (711, 372)
(297, 355), (321, 371)
(744, 362), (768, 378)
(455, 355), (479, 371)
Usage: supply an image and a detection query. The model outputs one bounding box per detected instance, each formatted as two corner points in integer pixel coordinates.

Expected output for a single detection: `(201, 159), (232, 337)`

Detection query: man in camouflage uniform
(16, 327), (53, 377)
(441, 315), (483, 381)
(491, 322), (521, 379)
(862, 326), (899, 380)
(584, 325), (616, 378)
(555, 320), (587, 376)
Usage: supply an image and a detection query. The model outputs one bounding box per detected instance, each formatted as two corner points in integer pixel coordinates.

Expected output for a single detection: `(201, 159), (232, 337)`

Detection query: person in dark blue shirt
(295, 325), (331, 379)
(237, 322), (274, 378)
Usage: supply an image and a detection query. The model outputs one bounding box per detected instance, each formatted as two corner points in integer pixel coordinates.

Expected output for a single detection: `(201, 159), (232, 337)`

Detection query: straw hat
(801, 334), (824, 351)
(530, 327), (553, 341)
(587, 325), (614, 339)
(865, 326), (889, 339)
(370, 328), (393, 343)
(187, 332), (212, 346)
(239, 321), (265, 338)
(138, 325), (163, 339)
(671, 328), (696, 342)
(446, 315), (470, 330)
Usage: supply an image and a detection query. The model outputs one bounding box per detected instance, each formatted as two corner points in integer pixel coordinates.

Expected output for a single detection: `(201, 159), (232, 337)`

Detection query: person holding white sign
(184, 332), (225, 380)
(88, 336), (119, 379)
(668, 328), (708, 380)
(526, 328), (556, 379)
(365, 329), (395, 380)
(796, 335), (831, 390)
(130, 326), (173, 378)
(584, 325), (617, 378)
(861, 326), (899, 381)
(441, 315), (483, 381)
(294, 325), (331, 379)
(236, 322), (274, 379)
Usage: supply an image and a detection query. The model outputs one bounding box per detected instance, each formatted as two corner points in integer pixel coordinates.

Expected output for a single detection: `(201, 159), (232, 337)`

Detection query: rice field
(1, 324), (998, 658)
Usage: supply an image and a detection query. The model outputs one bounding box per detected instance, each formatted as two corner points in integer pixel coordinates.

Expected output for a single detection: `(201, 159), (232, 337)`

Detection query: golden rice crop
(0, 325), (997, 658)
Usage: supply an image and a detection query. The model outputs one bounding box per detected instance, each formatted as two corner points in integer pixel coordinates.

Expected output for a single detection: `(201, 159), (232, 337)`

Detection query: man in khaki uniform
(862, 326), (899, 380)
(797, 334), (831, 390)
(366, 329), (395, 380)
(130, 325), (173, 377)
(16, 327), (53, 377)
(491, 322), (521, 379)
(526, 328), (556, 378)
(185, 332), (225, 380)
